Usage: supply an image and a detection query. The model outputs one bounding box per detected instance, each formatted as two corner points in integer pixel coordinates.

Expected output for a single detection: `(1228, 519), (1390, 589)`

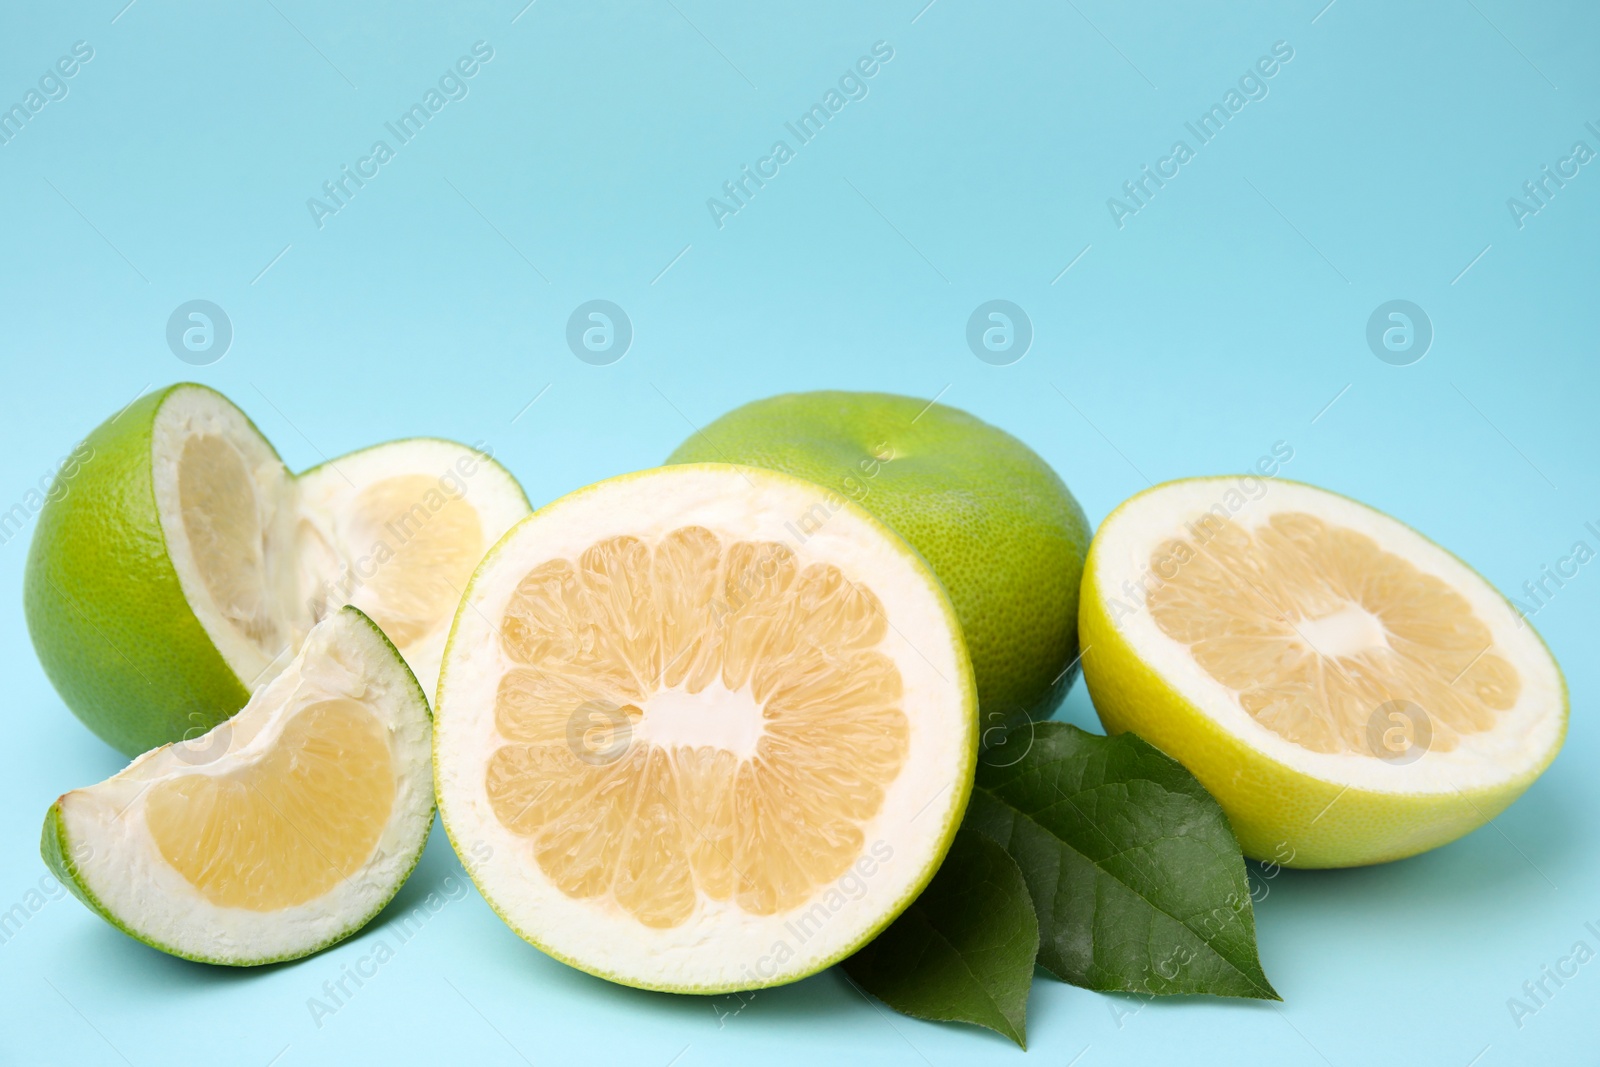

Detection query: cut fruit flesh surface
(43, 608), (434, 965)
(488, 533), (909, 927)
(436, 465), (976, 992)
(1146, 510), (1520, 758)
(145, 698), (394, 911)
(1089, 478), (1564, 795)
(151, 386), (529, 700)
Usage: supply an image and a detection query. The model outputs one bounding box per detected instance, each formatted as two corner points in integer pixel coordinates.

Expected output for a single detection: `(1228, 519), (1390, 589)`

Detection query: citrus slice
(41, 607), (434, 965)
(24, 383), (529, 755)
(1080, 477), (1567, 867)
(434, 464), (977, 992)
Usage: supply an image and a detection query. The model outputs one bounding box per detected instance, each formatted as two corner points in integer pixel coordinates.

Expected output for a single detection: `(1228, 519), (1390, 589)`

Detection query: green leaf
(843, 829), (1038, 1047)
(966, 722), (1279, 1000)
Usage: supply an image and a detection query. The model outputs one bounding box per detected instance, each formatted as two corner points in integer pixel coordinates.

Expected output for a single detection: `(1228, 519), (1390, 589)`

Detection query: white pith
(1293, 602), (1388, 659)
(53, 609), (434, 964)
(1091, 478), (1565, 794)
(434, 465), (975, 992)
(150, 385), (529, 698)
(636, 682), (766, 760)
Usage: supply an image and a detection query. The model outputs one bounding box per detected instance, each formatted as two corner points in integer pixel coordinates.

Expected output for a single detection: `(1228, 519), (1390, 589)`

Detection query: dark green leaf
(966, 722), (1278, 1000)
(843, 829), (1038, 1047)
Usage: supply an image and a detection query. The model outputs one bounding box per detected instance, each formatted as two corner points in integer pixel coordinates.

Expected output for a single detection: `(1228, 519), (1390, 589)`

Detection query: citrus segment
(145, 698), (395, 911)
(345, 474), (486, 648)
(178, 433), (281, 653)
(41, 607), (435, 965)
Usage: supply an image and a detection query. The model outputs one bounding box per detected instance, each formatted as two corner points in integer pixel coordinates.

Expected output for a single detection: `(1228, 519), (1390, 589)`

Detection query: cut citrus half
(434, 464), (977, 992)
(24, 383), (529, 755)
(41, 607), (434, 965)
(1080, 477), (1567, 867)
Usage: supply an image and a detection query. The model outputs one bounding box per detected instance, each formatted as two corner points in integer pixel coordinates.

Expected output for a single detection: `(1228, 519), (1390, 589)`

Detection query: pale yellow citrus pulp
(145, 699), (395, 911)
(482, 528), (910, 929)
(1145, 511), (1520, 759)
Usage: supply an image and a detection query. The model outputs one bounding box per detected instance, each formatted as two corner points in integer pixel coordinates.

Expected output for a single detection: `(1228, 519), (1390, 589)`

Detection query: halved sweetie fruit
(1080, 477), (1567, 867)
(434, 464), (977, 992)
(24, 382), (529, 755)
(42, 607), (434, 965)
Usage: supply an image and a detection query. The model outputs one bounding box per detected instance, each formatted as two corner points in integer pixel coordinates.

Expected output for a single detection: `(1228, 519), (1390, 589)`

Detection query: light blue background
(2, 1), (1596, 1063)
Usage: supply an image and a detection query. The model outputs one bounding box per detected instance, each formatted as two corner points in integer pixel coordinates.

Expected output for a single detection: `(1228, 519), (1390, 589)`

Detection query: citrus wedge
(41, 607), (434, 965)
(1080, 477), (1566, 867)
(25, 383), (529, 755)
(434, 464), (977, 992)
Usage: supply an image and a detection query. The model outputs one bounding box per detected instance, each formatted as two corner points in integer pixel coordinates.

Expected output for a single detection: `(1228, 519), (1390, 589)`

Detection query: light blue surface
(2, 1), (1596, 1063)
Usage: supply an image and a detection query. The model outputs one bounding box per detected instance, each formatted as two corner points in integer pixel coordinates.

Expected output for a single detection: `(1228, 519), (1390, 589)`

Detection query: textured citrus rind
(25, 385), (256, 756)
